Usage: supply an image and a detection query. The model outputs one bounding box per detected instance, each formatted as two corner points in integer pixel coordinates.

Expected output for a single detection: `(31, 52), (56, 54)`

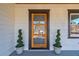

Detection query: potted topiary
(53, 29), (62, 54)
(16, 29), (24, 54)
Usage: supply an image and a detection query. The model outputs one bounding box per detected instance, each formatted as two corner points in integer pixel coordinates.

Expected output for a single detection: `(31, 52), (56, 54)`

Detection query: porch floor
(10, 50), (79, 56)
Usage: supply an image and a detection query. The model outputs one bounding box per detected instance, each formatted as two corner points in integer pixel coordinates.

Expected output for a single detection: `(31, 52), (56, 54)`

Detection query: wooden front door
(29, 10), (49, 49)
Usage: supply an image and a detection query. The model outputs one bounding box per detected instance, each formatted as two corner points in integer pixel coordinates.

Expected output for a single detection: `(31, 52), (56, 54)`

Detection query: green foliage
(53, 29), (62, 48)
(16, 29), (24, 48)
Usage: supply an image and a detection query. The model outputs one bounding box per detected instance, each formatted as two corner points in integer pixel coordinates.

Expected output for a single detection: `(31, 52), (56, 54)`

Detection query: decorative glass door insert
(31, 14), (47, 48)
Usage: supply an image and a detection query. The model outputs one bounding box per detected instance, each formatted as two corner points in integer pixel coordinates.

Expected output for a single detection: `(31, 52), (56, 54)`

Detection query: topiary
(16, 29), (24, 48)
(53, 29), (62, 48)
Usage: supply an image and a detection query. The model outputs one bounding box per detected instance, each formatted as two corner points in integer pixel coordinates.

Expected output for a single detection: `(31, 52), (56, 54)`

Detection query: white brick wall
(0, 4), (15, 56)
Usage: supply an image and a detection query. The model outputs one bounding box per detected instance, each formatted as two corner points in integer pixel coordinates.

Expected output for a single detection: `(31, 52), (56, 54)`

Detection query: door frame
(29, 9), (50, 50)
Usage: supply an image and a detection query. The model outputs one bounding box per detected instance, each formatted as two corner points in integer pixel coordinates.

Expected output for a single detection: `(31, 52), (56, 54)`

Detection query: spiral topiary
(16, 29), (24, 48)
(53, 29), (62, 48)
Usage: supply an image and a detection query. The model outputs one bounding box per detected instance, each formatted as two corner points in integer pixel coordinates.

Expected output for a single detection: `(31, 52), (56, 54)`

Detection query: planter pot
(54, 47), (61, 54)
(16, 47), (24, 54)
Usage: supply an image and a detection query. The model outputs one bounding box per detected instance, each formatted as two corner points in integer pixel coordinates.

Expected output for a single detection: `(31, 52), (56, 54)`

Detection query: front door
(29, 10), (49, 49)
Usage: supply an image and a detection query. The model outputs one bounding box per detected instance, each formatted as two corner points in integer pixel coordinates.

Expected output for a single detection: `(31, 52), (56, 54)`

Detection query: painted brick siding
(0, 4), (15, 56)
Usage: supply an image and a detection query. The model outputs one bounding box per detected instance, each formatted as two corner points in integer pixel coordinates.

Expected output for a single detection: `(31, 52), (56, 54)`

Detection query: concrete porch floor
(10, 50), (79, 56)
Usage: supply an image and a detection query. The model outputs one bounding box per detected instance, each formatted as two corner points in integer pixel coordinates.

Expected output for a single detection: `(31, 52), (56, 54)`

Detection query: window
(68, 9), (79, 38)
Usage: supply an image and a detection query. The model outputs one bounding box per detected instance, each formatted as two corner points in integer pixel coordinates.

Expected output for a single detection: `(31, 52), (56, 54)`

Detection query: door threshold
(29, 49), (50, 51)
